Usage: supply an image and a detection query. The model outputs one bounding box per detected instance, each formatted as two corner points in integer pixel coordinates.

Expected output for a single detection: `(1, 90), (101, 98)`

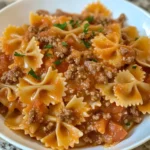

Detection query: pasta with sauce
(0, 1), (150, 149)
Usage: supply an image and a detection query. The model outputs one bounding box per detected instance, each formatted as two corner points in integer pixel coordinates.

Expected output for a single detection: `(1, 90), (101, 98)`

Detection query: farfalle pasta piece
(41, 121), (83, 150)
(51, 21), (102, 37)
(18, 67), (66, 105)
(1, 25), (28, 55)
(128, 64), (145, 81)
(0, 84), (18, 102)
(96, 83), (117, 103)
(66, 95), (89, 124)
(48, 96), (89, 125)
(82, 1), (111, 17)
(13, 37), (43, 71)
(114, 68), (150, 107)
(132, 37), (150, 67)
(30, 12), (52, 27)
(20, 100), (48, 140)
(122, 26), (139, 42)
(138, 102), (150, 114)
(96, 65), (150, 107)
(92, 23), (123, 67)
(5, 110), (23, 130)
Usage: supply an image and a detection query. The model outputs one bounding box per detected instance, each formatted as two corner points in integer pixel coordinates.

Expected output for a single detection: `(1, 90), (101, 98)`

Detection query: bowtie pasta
(0, 1), (150, 149)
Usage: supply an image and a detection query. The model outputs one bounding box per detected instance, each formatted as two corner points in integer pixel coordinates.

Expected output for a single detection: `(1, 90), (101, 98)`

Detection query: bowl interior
(0, 0), (150, 150)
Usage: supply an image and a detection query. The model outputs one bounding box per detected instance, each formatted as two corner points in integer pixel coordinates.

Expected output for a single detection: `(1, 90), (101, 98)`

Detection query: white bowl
(1, 0), (150, 149)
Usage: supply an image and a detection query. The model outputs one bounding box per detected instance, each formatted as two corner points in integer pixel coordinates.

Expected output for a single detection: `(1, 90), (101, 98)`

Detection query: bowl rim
(0, 0), (150, 150)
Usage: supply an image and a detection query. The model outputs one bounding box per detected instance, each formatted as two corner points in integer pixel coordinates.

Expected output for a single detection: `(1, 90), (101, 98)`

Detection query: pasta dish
(0, 1), (150, 149)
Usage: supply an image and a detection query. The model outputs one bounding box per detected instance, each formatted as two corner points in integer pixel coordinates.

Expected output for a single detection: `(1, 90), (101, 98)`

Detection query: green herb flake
(54, 60), (62, 66)
(69, 20), (80, 28)
(135, 37), (139, 41)
(44, 44), (53, 49)
(86, 16), (94, 23)
(89, 58), (98, 62)
(125, 122), (131, 126)
(62, 41), (68, 47)
(54, 22), (67, 30)
(82, 40), (91, 49)
(28, 68), (41, 80)
(132, 65), (137, 69)
(92, 31), (95, 37)
(45, 53), (53, 57)
(83, 23), (90, 34)
(98, 28), (103, 32)
(69, 20), (75, 26)
(14, 52), (25, 57)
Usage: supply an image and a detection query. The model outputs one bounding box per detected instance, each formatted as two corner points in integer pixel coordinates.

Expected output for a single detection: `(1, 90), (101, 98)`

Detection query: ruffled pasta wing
(5, 111), (23, 130)
(82, 1), (111, 17)
(132, 37), (150, 67)
(41, 121), (83, 149)
(1, 25), (27, 55)
(96, 83), (117, 102)
(122, 26), (139, 41)
(30, 12), (52, 26)
(138, 102), (150, 114)
(56, 121), (83, 149)
(18, 67), (66, 105)
(66, 95), (89, 124)
(0, 84), (18, 102)
(20, 101), (48, 140)
(13, 37), (43, 71)
(127, 64), (145, 81)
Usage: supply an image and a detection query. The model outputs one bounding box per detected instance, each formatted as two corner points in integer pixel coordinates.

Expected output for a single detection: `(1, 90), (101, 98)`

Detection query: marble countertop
(0, 0), (150, 150)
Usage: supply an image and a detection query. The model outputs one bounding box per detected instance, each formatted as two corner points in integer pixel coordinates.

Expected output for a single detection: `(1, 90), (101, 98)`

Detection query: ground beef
(1, 67), (24, 85)
(64, 64), (77, 80)
(28, 108), (44, 124)
(43, 122), (55, 133)
(82, 131), (103, 145)
(36, 10), (50, 16)
(66, 50), (81, 65)
(120, 46), (135, 64)
(24, 25), (38, 42)
(84, 61), (101, 75)
(54, 41), (69, 58)
(117, 13), (126, 26)
(58, 108), (77, 124)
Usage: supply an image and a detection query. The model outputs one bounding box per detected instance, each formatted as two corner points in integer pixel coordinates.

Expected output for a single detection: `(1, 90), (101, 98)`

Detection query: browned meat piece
(1, 67), (24, 85)
(36, 10), (50, 16)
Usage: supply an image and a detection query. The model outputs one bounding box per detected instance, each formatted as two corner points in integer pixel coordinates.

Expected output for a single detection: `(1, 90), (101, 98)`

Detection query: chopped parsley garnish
(83, 23), (90, 34)
(86, 16), (94, 23)
(82, 40), (91, 49)
(69, 20), (80, 27)
(92, 31), (95, 37)
(54, 60), (62, 66)
(28, 68), (41, 80)
(44, 44), (53, 49)
(62, 41), (68, 47)
(45, 52), (53, 57)
(54, 22), (67, 30)
(89, 58), (98, 62)
(98, 28), (103, 32)
(125, 122), (131, 126)
(132, 65), (137, 69)
(14, 52), (25, 57)
(135, 37), (139, 41)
